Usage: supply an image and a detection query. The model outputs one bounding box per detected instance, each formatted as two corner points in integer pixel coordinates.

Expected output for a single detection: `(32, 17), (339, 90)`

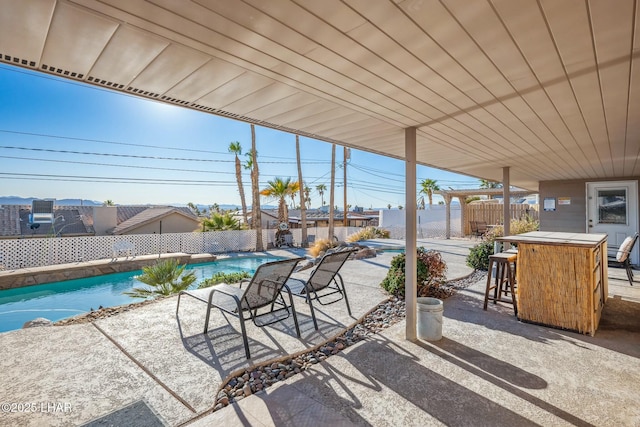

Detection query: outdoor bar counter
(498, 231), (608, 335)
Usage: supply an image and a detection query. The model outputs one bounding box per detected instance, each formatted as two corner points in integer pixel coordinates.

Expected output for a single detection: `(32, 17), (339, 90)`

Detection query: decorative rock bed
(212, 269), (486, 410)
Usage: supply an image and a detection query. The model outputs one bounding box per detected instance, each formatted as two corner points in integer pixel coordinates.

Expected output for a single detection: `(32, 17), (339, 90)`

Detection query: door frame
(586, 180), (639, 265)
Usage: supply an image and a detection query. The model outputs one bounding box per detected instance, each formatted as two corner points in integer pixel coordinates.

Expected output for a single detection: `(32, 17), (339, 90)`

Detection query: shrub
(346, 226), (390, 242)
(308, 238), (337, 258)
(466, 217), (539, 270)
(198, 271), (251, 289)
(466, 240), (494, 271)
(380, 247), (447, 297)
(125, 259), (197, 299)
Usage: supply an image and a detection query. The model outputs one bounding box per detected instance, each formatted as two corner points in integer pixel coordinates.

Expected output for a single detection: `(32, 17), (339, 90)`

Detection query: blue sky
(0, 64), (479, 209)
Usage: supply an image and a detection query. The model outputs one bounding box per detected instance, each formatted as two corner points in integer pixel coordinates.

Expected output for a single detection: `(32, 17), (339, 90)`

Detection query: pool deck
(1, 238), (639, 426)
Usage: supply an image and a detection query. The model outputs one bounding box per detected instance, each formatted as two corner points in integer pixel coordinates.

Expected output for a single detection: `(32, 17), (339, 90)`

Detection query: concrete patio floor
(0, 238), (639, 426)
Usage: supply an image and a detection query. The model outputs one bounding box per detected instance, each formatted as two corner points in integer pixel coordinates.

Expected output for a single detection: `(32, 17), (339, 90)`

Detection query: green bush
(380, 247), (447, 297)
(466, 217), (539, 271)
(198, 271), (251, 289)
(466, 240), (494, 271)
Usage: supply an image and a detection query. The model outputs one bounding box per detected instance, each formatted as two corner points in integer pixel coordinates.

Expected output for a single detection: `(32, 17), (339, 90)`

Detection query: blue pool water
(0, 256), (281, 333)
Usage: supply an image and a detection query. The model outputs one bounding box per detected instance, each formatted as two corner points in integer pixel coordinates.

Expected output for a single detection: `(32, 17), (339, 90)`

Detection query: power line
(0, 145), (328, 164)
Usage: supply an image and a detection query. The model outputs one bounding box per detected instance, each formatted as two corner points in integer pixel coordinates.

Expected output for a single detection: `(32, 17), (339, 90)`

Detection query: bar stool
(483, 252), (518, 316)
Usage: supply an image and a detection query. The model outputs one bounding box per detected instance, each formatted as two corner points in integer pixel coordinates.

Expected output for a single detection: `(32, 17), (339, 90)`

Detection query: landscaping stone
(212, 270), (486, 410)
(22, 317), (53, 328)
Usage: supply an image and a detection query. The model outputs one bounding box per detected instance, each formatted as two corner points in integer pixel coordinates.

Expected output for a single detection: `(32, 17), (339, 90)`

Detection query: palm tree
(387, 203), (392, 210)
(304, 185), (312, 209)
(125, 259), (196, 299)
(420, 178), (440, 206)
(249, 125), (263, 251)
(260, 177), (298, 225)
(187, 202), (201, 216)
(479, 179), (502, 199)
(202, 212), (241, 231)
(103, 200), (115, 206)
(316, 184), (327, 206)
(479, 179), (502, 189)
(229, 141), (249, 225)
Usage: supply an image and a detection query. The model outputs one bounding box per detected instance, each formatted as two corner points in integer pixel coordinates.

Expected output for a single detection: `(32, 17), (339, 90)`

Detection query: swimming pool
(0, 256), (281, 333)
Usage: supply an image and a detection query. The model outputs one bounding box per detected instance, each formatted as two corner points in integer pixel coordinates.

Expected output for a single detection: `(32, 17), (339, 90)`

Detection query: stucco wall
(539, 177), (640, 232)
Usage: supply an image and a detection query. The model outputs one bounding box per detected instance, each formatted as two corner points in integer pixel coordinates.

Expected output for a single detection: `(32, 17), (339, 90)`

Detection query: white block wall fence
(0, 227), (363, 270)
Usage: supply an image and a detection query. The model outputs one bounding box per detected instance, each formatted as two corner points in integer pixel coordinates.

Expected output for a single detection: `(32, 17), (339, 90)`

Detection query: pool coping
(0, 253), (219, 291)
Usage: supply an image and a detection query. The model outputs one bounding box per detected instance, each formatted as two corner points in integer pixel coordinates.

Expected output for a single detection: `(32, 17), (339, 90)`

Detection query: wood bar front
(498, 232), (608, 335)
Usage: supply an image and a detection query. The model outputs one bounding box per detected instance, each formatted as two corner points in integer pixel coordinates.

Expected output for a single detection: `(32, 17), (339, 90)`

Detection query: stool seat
(483, 252), (518, 316)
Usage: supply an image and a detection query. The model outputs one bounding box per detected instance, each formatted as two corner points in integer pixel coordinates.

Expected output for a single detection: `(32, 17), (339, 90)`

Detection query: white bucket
(417, 297), (443, 341)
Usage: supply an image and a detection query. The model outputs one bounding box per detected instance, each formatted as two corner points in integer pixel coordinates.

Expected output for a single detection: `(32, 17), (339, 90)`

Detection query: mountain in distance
(0, 197), (279, 211)
(0, 196), (103, 206)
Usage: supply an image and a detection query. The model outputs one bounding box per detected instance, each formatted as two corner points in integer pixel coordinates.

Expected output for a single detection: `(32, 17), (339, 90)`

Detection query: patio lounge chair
(608, 232), (638, 286)
(176, 257), (304, 359)
(285, 249), (357, 330)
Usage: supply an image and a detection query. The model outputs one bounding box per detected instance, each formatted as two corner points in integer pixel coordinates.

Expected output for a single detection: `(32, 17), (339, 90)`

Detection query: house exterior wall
(122, 214), (200, 235)
(92, 206), (117, 236)
(539, 177), (640, 232)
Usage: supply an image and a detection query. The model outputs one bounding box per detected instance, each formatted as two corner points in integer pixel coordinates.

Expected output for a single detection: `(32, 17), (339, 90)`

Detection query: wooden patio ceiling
(1, 0), (639, 191)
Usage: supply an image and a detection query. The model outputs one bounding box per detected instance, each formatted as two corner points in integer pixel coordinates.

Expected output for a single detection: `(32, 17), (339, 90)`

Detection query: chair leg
(176, 292), (182, 315)
(625, 260), (634, 286)
(483, 259), (494, 311)
(237, 310), (251, 359)
(335, 273), (352, 316)
(285, 290), (301, 337)
(508, 261), (517, 316)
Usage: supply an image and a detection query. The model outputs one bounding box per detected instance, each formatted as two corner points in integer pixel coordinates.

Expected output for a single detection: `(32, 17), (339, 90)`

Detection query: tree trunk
(296, 135), (308, 247)
(235, 155), (249, 225)
(250, 125), (263, 251)
(328, 144), (336, 241)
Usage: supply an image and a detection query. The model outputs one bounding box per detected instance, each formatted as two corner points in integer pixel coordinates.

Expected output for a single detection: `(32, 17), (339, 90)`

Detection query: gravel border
(212, 270), (486, 410)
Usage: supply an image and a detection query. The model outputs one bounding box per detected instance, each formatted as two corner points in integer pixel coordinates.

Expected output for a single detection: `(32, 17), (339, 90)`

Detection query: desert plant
(466, 217), (539, 270)
(308, 238), (337, 258)
(466, 240), (495, 271)
(380, 248), (447, 297)
(125, 259), (196, 299)
(198, 271), (251, 289)
(346, 226), (390, 242)
(202, 212), (242, 231)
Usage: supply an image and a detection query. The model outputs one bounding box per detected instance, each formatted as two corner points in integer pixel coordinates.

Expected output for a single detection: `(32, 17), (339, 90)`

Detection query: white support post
(405, 127), (417, 341)
(444, 194), (452, 239)
(503, 167), (511, 238)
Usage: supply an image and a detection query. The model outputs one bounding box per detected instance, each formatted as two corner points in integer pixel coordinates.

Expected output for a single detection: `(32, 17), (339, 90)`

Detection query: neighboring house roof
(110, 207), (199, 235)
(0, 205), (197, 238)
